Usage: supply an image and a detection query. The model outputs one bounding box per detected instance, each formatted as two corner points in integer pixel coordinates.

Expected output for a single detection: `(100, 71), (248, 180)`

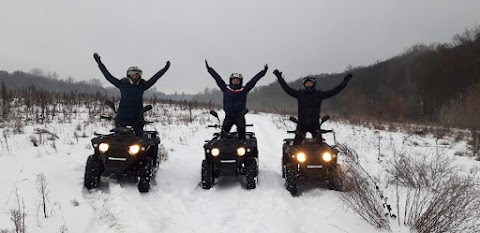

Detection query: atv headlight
(322, 151), (332, 162)
(128, 145), (141, 156)
(98, 143), (109, 153)
(237, 147), (246, 156)
(296, 152), (306, 163)
(211, 148), (220, 157)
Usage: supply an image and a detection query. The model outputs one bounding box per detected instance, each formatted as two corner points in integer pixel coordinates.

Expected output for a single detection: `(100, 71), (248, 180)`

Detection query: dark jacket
(97, 63), (168, 123)
(208, 67), (266, 115)
(278, 77), (347, 130)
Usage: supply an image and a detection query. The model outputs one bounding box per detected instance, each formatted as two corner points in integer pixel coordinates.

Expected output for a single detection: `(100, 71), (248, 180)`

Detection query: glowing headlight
(237, 147), (246, 156)
(322, 151), (333, 162)
(211, 148), (220, 157)
(296, 152), (306, 163)
(98, 143), (109, 153)
(128, 145), (141, 156)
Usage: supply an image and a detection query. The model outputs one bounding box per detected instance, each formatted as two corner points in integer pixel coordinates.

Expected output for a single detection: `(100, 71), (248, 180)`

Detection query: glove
(343, 73), (353, 83)
(93, 53), (101, 64)
(273, 69), (282, 79)
(164, 61), (171, 70)
(263, 64), (268, 72)
(205, 59), (211, 70)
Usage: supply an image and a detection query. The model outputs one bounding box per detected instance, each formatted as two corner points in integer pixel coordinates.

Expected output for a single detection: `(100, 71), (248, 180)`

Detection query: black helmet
(229, 73), (243, 86)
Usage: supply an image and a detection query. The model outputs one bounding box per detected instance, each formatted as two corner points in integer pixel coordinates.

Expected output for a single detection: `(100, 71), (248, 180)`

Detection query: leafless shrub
(467, 129), (480, 158)
(454, 150), (465, 156)
(59, 225), (68, 233)
(70, 199), (79, 207)
(51, 141), (57, 152)
(386, 153), (454, 189)
(29, 135), (39, 147)
(36, 173), (50, 218)
(158, 144), (169, 162)
(10, 191), (27, 233)
(339, 146), (391, 231)
(14, 118), (24, 134)
(388, 151), (480, 233)
(407, 174), (480, 233)
(454, 131), (466, 143)
(3, 129), (11, 153)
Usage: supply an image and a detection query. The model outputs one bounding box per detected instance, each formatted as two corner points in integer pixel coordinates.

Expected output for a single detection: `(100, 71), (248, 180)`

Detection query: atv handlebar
(100, 115), (113, 120)
(208, 124), (253, 128)
(286, 129), (333, 134)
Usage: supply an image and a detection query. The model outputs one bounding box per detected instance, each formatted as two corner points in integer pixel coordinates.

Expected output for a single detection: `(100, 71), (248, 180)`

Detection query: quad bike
(282, 115), (343, 195)
(201, 110), (259, 190)
(83, 100), (161, 193)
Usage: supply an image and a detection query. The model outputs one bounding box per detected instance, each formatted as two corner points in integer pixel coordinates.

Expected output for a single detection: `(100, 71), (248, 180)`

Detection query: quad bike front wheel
(245, 157), (258, 189)
(281, 155), (288, 178)
(84, 155), (104, 190)
(326, 164), (344, 191)
(138, 157), (153, 193)
(201, 159), (214, 189)
(285, 163), (298, 195)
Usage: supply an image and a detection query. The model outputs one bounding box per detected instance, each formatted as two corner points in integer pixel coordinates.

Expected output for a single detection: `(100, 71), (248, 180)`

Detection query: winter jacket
(277, 77), (347, 130)
(97, 63), (168, 123)
(207, 67), (266, 116)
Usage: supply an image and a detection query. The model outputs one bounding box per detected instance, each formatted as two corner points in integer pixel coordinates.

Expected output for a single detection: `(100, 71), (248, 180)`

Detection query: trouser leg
(293, 130), (306, 146)
(235, 115), (246, 139)
(222, 116), (235, 135)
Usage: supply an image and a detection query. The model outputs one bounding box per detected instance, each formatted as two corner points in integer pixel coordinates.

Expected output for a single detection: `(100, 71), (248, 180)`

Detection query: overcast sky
(1, 0), (479, 94)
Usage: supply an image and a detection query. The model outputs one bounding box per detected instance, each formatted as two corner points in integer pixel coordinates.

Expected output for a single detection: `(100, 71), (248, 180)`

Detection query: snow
(0, 104), (477, 233)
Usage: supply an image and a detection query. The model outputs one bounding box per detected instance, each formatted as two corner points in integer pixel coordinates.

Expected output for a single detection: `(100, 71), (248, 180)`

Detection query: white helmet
(127, 66), (142, 77)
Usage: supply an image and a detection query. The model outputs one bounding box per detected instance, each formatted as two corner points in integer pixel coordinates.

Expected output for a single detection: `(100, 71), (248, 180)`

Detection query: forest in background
(1, 25), (479, 131)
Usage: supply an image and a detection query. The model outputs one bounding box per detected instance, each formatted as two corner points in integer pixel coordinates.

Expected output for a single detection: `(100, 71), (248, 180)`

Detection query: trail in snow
(1, 107), (475, 233)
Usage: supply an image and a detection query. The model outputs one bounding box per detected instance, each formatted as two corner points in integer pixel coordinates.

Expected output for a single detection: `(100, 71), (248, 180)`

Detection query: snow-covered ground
(0, 104), (477, 233)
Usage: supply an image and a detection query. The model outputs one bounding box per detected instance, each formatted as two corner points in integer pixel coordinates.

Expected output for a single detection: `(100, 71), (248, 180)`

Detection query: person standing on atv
(93, 53), (170, 138)
(273, 69), (353, 145)
(205, 60), (268, 140)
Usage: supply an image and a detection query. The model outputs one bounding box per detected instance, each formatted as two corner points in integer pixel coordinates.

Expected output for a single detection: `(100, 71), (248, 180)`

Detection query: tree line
(244, 25), (480, 130)
(1, 25), (479, 130)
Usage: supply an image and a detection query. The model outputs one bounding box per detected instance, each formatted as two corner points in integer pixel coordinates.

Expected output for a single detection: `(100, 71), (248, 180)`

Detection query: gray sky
(1, 0), (479, 94)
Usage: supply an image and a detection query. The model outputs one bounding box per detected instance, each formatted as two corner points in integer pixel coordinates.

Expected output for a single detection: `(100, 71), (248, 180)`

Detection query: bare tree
(36, 173), (50, 218)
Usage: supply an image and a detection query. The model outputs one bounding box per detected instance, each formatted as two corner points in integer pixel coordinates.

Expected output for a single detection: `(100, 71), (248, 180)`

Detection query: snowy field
(0, 103), (478, 233)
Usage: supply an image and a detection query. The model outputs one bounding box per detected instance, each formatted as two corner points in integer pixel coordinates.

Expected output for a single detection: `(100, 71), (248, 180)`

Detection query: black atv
(84, 100), (161, 193)
(201, 110), (259, 190)
(282, 115), (343, 195)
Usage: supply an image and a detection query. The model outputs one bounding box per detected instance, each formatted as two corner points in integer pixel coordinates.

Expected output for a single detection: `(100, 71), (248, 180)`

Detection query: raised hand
(273, 69), (282, 79)
(343, 73), (353, 83)
(93, 53), (101, 64)
(164, 61), (171, 70)
(263, 64), (268, 72)
(205, 59), (211, 69)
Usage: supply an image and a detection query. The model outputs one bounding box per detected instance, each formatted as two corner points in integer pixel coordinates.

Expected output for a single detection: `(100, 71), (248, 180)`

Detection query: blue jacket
(207, 67), (266, 116)
(97, 63), (168, 123)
